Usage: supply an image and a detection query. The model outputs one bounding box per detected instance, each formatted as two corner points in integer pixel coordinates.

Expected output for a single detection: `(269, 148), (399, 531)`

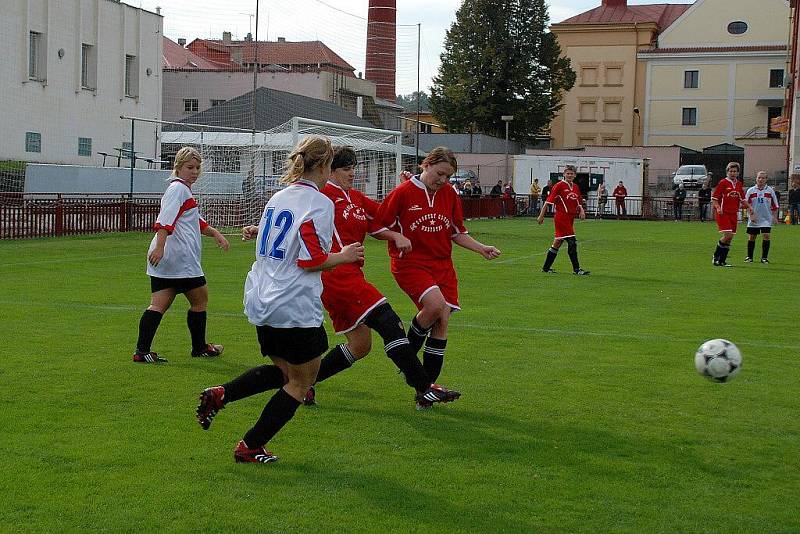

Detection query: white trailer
(512, 155), (648, 215)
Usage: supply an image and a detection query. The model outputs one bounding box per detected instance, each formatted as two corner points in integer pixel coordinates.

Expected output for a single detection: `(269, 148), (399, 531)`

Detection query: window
(78, 137), (92, 157)
(682, 107), (697, 126)
(419, 123), (432, 134)
(26, 132), (41, 153)
(684, 70), (699, 89)
(603, 101), (622, 122)
(125, 55), (138, 97)
(605, 67), (623, 86)
(727, 21), (748, 35)
(602, 137), (621, 147)
(580, 67), (598, 86)
(184, 99), (199, 112)
(28, 31), (45, 80)
(210, 99), (226, 107)
(770, 69), (785, 88)
(81, 44), (97, 89)
(579, 101), (597, 121)
(577, 136), (596, 147)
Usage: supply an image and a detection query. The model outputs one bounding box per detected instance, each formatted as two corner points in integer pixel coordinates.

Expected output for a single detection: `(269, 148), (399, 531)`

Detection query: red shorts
(321, 264), (386, 334)
(390, 258), (460, 311)
(553, 212), (576, 239)
(716, 212), (738, 233)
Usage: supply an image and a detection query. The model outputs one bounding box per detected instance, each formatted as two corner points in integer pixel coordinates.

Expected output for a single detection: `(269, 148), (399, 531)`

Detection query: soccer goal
(159, 116), (411, 229)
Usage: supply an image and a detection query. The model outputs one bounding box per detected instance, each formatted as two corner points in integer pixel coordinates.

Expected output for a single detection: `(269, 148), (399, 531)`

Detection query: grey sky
(132, 0), (693, 94)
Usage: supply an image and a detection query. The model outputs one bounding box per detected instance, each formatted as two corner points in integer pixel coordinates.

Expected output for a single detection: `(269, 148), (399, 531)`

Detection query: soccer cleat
(744, 257), (753, 263)
(302, 386), (316, 406)
(542, 268), (557, 274)
(716, 262), (733, 268)
(191, 343), (224, 358)
(712, 256), (719, 266)
(234, 440), (278, 464)
(760, 258), (770, 264)
(573, 269), (591, 276)
(414, 384), (461, 410)
(133, 351), (167, 363)
(196, 386), (225, 430)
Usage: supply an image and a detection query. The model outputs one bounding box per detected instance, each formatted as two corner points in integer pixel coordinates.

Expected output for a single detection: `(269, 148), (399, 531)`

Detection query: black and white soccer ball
(694, 339), (742, 382)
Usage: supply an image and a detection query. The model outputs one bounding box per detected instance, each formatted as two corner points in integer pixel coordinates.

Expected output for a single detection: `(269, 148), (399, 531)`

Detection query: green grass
(1, 219), (798, 532)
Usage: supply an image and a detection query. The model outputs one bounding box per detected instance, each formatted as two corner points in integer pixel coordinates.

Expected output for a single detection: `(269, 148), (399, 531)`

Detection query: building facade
(1, 0), (163, 165)
(550, 0), (689, 148)
(640, 0), (789, 151)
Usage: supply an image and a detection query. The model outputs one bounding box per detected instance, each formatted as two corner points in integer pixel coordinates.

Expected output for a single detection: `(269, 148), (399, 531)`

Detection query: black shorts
(256, 324), (328, 365)
(150, 276), (207, 294)
(746, 227), (771, 235)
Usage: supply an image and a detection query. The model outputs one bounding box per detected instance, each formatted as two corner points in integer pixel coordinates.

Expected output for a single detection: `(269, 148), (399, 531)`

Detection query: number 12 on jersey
(258, 207), (294, 260)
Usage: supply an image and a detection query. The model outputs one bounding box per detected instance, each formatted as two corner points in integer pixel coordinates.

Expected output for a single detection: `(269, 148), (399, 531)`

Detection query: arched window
(727, 21), (748, 35)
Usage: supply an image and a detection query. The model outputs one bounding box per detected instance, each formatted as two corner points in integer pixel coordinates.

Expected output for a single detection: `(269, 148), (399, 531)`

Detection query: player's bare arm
(372, 229), (411, 254)
(202, 225), (230, 251)
(453, 233), (501, 260)
(148, 229), (169, 266)
(241, 225), (259, 241)
(305, 242), (365, 272)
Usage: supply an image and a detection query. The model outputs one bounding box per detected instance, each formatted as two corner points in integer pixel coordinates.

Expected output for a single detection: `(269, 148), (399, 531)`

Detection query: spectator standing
(673, 183), (687, 221)
(529, 179), (541, 215)
(596, 181), (608, 219)
(490, 180), (503, 197)
(788, 175), (800, 224)
(612, 181), (628, 219)
(698, 178), (712, 222)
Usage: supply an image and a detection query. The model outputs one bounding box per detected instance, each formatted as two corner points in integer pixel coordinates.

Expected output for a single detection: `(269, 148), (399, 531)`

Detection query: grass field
(1, 218), (799, 532)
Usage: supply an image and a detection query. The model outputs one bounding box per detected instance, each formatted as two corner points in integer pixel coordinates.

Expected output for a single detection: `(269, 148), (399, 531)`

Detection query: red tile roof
(558, 3), (690, 28)
(163, 37), (237, 70)
(194, 39), (356, 75)
(639, 45), (788, 54)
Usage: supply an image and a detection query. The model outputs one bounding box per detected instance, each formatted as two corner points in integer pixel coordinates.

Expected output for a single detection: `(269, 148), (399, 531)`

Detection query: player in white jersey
(132, 147), (229, 363)
(744, 171), (779, 263)
(196, 136), (364, 464)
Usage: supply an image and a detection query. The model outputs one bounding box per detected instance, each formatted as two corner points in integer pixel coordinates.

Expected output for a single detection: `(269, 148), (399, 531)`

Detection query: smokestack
(365, 0), (396, 102)
(222, 31), (232, 45)
(602, 0), (627, 6)
(177, 38), (186, 47)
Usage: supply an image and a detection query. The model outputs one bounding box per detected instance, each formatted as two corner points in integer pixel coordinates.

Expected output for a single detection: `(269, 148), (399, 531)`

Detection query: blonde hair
(726, 161), (741, 173)
(281, 136), (334, 184)
(173, 146), (202, 176)
(422, 146), (458, 173)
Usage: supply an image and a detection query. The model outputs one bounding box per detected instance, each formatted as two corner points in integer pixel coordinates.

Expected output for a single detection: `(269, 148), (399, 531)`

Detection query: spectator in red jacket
(612, 181), (627, 219)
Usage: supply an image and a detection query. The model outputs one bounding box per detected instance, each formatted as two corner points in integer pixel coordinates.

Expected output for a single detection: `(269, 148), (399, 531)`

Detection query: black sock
(567, 241), (580, 271)
(136, 309), (163, 353)
(423, 337), (447, 383)
(187, 310), (207, 352)
(243, 388), (302, 449)
(407, 315), (432, 355)
(719, 242), (731, 263)
(315, 344), (355, 383)
(762, 240), (770, 259)
(747, 240), (755, 259)
(223, 364), (285, 403)
(542, 247), (558, 270)
(385, 342), (431, 392)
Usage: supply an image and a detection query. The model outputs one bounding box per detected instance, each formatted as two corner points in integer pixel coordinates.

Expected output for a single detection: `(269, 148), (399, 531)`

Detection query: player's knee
(347, 337), (372, 359)
(364, 304), (406, 346)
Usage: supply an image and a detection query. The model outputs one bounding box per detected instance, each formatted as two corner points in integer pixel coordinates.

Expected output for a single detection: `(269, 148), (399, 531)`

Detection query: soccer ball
(694, 339), (742, 382)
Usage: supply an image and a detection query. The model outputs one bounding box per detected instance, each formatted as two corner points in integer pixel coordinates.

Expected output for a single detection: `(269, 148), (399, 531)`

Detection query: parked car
(672, 165), (708, 188)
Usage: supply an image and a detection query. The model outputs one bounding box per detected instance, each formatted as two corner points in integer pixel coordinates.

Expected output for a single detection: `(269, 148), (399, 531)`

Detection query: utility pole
(502, 115), (514, 182)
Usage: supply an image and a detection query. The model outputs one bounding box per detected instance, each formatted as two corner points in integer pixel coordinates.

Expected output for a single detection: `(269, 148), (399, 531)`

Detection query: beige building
(550, 0), (689, 148)
(640, 0), (789, 151)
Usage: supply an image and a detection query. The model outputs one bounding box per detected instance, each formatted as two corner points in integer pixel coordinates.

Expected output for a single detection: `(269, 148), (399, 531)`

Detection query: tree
(396, 91), (430, 111)
(429, 0), (575, 144)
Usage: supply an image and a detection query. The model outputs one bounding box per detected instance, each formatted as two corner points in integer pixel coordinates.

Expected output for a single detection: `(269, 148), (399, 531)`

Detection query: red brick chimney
(602, 0), (627, 6)
(365, 0), (396, 102)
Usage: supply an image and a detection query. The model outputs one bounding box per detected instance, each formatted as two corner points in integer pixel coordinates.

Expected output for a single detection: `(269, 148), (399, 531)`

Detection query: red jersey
(712, 178), (745, 214)
(612, 185), (627, 200)
(321, 181), (380, 253)
(545, 180), (583, 215)
(374, 177), (468, 261)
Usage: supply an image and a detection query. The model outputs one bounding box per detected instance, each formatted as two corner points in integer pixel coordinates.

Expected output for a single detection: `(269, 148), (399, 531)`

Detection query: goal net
(160, 117), (412, 229)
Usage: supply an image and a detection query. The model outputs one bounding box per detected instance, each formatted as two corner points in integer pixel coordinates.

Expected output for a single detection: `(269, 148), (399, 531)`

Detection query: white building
(0, 0), (163, 166)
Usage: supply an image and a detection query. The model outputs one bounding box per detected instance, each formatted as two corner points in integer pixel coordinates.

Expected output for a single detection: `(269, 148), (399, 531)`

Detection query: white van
(672, 165), (708, 188)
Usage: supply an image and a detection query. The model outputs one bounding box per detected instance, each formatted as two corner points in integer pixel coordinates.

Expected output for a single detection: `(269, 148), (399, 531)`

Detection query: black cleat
(744, 257), (753, 263)
(760, 258), (770, 264)
(133, 351), (167, 363)
(542, 268), (557, 274)
(302, 386), (316, 406)
(415, 384), (461, 410)
(191, 343), (224, 358)
(573, 269), (591, 276)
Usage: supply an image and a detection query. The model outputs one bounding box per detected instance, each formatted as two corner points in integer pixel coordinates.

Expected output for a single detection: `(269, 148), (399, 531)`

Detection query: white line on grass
(4, 299), (799, 352)
(0, 252), (142, 267)
(492, 240), (598, 265)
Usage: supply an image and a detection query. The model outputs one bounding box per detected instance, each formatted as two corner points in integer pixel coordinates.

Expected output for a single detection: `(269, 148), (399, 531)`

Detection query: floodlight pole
(415, 22), (421, 165)
(502, 115), (513, 182)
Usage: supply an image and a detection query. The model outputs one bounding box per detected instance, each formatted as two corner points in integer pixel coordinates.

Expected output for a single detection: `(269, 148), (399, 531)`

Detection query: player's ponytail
(281, 136), (334, 185)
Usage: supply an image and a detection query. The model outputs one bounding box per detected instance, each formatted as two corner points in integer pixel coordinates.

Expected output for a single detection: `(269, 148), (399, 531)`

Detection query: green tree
(429, 0), (575, 144)
(396, 91), (430, 111)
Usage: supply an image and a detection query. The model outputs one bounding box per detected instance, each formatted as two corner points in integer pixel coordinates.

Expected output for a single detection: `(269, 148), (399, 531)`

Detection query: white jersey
(147, 179), (207, 278)
(746, 185), (779, 228)
(244, 180), (334, 328)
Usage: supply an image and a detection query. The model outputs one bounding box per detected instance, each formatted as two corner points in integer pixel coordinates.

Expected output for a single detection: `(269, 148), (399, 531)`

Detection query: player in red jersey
(536, 165), (590, 275)
(711, 162), (753, 267)
(373, 147), (501, 408)
(306, 146), (461, 409)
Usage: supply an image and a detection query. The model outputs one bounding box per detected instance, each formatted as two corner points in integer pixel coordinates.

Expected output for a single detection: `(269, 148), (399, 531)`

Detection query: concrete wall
(1, 0), (162, 165)
(454, 153), (507, 187)
(419, 133), (523, 154)
(162, 69), (378, 122)
(743, 145), (789, 182)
